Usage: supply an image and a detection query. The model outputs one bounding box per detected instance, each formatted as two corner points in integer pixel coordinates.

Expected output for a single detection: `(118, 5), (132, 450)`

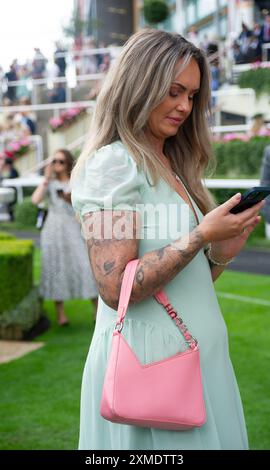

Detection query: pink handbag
(100, 259), (206, 430)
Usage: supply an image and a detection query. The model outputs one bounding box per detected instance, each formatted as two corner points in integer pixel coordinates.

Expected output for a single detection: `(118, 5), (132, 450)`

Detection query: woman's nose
(176, 98), (189, 114)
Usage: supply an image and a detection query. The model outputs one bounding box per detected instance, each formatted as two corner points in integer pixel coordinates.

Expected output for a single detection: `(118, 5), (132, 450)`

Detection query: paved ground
(229, 248), (270, 275)
(11, 231), (41, 248)
(7, 231), (270, 276)
(0, 341), (44, 364)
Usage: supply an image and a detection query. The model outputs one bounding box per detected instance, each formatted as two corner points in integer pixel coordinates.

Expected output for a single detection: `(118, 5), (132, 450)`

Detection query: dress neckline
(168, 171), (200, 225)
(113, 140), (200, 224)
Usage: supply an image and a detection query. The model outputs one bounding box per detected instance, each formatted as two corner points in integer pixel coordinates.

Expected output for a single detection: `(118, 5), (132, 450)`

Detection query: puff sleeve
(71, 141), (143, 217)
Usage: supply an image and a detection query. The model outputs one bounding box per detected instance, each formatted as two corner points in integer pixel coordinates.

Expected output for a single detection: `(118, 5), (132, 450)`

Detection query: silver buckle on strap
(115, 321), (123, 333)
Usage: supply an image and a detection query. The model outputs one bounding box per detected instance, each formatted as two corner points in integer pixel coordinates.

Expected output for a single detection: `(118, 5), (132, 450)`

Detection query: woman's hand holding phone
(199, 193), (264, 244)
(198, 193), (265, 262)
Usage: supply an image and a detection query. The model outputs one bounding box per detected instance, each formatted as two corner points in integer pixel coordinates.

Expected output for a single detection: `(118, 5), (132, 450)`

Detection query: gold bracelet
(206, 243), (235, 266)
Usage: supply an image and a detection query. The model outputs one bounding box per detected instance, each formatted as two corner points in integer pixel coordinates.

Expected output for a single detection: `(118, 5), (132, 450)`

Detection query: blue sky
(0, 0), (74, 71)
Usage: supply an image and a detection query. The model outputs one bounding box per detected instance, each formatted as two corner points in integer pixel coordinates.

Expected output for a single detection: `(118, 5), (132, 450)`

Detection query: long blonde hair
(72, 29), (216, 214)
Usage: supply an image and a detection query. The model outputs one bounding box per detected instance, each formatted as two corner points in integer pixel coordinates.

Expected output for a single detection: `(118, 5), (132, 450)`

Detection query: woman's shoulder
(87, 140), (136, 170)
(72, 140), (143, 216)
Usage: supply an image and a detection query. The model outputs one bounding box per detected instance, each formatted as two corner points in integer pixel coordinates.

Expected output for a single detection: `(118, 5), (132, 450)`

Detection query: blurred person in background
(248, 113), (269, 137)
(0, 156), (19, 179)
(82, 37), (98, 74)
(0, 157), (19, 221)
(260, 14), (270, 60)
(32, 48), (47, 79)
(238, 22), (252, 61)
(187, 25), (200, 47)
(4, 62), (18, 103)
(47, 82), (66, 104)
(31, 149), (98, 325)
(54, 41), (67, 77)
(15, 66), (32, 102)
(15, 97), (36, 135)
(46, 59), (60, 84)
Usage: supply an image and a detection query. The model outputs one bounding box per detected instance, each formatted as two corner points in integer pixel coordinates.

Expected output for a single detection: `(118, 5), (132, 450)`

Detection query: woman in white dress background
(32, 148), (98, 326)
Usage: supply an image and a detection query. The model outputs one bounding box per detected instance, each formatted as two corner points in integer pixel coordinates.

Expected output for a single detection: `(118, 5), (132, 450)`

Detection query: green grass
(0, 251), (270, 449)
(215, 270), (270, 450)
(0, 222), (38, 232)
(0, 249), (96, 450)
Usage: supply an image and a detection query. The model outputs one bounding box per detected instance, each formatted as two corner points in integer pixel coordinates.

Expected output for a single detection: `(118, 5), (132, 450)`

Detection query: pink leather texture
(100, 259), (206, 430)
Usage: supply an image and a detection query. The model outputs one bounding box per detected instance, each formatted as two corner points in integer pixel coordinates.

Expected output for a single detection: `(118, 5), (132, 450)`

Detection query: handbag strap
(116, 259), (197, 350)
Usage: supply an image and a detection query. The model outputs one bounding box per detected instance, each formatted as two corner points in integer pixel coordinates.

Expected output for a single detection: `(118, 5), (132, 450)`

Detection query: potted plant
(143, 0), (170, 25)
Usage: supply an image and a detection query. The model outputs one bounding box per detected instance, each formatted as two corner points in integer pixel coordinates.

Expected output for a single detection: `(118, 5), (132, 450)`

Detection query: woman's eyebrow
(171, 81), (200, 93)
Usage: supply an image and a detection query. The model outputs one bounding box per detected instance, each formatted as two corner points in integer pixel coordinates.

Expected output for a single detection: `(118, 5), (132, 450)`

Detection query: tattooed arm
(84, 210), (205, 310)
(83, 193), (263, 309)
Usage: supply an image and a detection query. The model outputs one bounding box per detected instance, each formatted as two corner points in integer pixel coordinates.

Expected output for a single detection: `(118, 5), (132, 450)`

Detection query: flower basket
(0, 138), (37, 175)
(47, 108), (92, 155)
(49, 106), (87, 132)
(0, 138), (32, 160)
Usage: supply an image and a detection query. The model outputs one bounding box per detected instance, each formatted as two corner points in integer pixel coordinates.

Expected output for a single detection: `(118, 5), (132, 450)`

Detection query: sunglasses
(52, 159), (66, 165)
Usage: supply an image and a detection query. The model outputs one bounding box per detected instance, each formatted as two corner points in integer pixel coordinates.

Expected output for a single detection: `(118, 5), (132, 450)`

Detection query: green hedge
(0, 287), (42, 338)
(0, 231), (16, 240)
(238, 67), (270, 97)
(14, 197), (38, 228)
(0, 240), (34, 314)
(213, 137), (270, 178)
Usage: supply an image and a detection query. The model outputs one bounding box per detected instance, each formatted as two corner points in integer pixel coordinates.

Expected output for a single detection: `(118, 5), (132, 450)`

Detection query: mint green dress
(71, 140), (248, 450)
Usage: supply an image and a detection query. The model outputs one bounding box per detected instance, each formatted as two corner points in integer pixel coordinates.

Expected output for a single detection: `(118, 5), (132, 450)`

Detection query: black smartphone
(230, 187), (270, 214)
(56, 189), (64, 197)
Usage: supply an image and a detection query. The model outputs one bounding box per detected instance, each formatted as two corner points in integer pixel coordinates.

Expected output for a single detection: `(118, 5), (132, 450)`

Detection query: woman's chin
(164, 128), (179, 138)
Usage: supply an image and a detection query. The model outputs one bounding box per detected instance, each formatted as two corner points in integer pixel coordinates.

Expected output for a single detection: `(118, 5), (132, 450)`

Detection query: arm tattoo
(136, 266), (145, 286)
(85, 211), (205, 308)
(132, 227), (205, 302)
(103, 260), (116, 275)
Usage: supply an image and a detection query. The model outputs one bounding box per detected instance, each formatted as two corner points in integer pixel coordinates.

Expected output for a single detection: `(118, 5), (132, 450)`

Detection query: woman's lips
(166, 116), (183, 126)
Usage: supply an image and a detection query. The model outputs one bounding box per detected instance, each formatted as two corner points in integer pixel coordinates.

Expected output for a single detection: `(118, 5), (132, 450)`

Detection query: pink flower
(222, 133), (249, 142)
(49, 117), (64, 128)
(223, 133), (239, 142)
(10, 142), (21, 152)
(19, 138), (30, 147)
(257, 128), (270, 136)
(49, 107), (86, 131)
(4, 150), (14, 158)
(251, 61), (261, 70)
(66, 108), (78, 117)
(251, 61), (270, 70)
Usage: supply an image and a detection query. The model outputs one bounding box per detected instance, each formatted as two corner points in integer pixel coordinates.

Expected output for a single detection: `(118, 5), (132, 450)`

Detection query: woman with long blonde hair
(72, 29), (263, 450)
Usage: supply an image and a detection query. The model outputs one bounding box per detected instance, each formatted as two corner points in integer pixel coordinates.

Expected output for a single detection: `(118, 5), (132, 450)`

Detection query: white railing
(0, 45), (122, 105)
(2, 175), (261, 205)
(212, 124), (249, 133)
(0, 100), (95, 119)
(54, 46), (121, 59)
(205, 179), (259, 189)
(2, 73), (104, 89)
(1, 72), (104, 105)
(232, 59), (270, 75)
